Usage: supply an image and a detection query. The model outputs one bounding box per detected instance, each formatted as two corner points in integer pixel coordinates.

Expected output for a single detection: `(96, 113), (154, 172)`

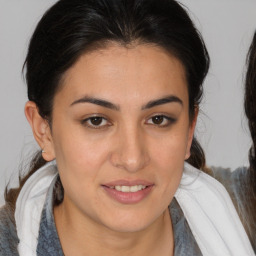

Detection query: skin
(25, 44), (197, 256)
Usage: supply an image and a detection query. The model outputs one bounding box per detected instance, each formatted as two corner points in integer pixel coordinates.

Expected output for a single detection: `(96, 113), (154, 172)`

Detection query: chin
(100, 210), (161, 233)
(106, 221), (151, 233)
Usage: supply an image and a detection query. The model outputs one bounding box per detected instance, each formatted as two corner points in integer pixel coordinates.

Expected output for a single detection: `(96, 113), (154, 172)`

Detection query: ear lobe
(185, 106), (199, 160)
(24, 101), (55, 161)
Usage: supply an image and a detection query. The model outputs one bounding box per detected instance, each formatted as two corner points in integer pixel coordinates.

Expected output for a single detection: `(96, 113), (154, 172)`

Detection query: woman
(0, 0), (253, 255)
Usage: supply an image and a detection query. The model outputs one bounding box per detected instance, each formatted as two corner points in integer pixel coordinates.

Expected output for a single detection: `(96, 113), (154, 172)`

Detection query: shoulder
(210, 166), (247, 198)
(210, 165), (247, 183)
(209, 166), (256, 252)
(209, 166), (251, 217)
(210, 166), (250, 207)
(0, 204), (19, 255)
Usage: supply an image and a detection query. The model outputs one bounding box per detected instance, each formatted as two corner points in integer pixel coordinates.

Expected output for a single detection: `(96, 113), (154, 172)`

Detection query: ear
(24, 101), (55, 161)
(184, 106), (199, 160)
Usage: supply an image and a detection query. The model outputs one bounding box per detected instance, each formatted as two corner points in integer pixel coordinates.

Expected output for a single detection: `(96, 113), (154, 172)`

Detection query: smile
(102, 181), (154, 204)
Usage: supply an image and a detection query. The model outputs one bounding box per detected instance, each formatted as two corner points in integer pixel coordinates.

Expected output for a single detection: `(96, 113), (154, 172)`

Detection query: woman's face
(48, 44), (196, 232)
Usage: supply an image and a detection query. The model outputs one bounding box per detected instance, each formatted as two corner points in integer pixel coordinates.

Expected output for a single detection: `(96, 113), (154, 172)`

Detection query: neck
(54, 200), (174, 256)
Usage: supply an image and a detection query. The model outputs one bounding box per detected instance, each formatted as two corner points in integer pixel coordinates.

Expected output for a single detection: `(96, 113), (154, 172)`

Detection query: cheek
(152, 129), (189, 164)
(52, 124), (111, 178)
(149, 128), (189, 187)
(52, 128), (112, 207)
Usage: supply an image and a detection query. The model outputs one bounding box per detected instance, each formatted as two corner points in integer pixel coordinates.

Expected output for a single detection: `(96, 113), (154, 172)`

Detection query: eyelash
(146, 115), (177, 127)
(81, 114), (176, 129)
(81, 116), (111, 129)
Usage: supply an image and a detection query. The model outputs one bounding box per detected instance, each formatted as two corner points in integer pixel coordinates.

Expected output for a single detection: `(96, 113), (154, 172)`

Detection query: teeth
(114, 185), (146, 192)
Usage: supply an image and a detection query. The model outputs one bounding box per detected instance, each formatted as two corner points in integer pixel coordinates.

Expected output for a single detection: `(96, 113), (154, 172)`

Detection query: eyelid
(81, 115), (112, 129)
(145, 114), (177, 127)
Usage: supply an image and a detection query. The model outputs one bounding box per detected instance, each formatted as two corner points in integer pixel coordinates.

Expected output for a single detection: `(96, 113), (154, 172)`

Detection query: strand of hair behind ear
(4, 152), (46, 210)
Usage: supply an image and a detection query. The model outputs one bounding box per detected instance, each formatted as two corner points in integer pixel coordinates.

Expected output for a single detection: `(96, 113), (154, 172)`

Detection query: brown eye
(146, 115), (176, 127)
(82, 116), (110, 129)
(152, 116), (164, 125)
(90, 117), (103, 126)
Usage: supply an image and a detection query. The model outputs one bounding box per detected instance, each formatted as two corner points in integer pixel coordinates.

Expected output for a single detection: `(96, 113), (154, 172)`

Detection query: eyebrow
(70, 96), (120, 110)
(141, 95), (183, 110)
(70, 95), (183, 110)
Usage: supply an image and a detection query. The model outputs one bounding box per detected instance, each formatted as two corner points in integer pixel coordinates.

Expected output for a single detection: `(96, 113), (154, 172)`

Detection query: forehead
(57, 44), (188, 106)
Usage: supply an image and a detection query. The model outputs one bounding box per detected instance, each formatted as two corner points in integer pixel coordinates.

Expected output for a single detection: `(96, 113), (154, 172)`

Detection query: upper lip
(103, 180), (154, 187)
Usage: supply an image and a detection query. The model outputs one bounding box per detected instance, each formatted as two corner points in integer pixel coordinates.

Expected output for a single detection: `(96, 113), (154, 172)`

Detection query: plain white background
(0, 0), (256, 205)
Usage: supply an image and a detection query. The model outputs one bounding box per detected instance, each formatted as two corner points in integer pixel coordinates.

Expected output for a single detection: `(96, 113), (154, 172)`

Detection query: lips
(103, 179), (153, 187)
(102, 180), (154, 204)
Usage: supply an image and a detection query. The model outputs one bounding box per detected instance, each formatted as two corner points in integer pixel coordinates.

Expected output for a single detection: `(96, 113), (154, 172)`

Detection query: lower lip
(102, 185), (153, 204)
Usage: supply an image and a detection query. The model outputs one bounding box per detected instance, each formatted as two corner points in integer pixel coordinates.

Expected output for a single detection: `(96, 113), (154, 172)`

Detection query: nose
(110, 125), (150, 173)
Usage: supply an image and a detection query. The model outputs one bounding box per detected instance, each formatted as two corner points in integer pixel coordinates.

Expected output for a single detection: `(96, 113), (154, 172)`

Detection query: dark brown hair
(245, 31), (256, 195)
(240, 31), (256, 249)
